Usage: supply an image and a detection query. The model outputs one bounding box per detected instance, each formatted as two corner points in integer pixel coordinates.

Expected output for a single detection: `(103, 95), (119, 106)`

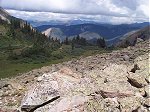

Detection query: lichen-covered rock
(118, 96), (143, 112)
(21, 67), (88, 111)
(86, 96), (120, 112)
(45, 95), (89, 112)
(144, 85), (150, 98)
(122, 55), (130, 61)
(127, 74), (147, 88)
(95, 90), (133, 98)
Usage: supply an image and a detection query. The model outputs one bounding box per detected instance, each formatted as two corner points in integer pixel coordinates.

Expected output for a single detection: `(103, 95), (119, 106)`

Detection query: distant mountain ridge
(116, 26), (150, 47)
(36, 22), (149, 44)
(29, 19), (101, 27)
(36, 23), (149, 38)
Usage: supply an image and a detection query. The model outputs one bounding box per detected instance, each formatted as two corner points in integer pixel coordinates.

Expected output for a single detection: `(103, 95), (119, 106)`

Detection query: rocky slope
(0, 7), (36, 32)
(0, 7), (11, 23)
(116, 26), (150, 47)
(0, 39), (149, 112)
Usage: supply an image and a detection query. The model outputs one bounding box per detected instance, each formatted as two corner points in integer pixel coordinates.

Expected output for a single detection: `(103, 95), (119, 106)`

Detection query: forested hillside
(0, 9), (107, 78)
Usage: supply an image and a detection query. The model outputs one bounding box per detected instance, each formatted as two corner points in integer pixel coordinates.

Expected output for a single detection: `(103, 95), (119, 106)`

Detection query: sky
(0, 0), (149, 24)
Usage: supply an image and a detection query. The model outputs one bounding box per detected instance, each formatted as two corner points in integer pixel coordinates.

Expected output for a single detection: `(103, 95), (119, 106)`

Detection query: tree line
(62, 35), (106, 49)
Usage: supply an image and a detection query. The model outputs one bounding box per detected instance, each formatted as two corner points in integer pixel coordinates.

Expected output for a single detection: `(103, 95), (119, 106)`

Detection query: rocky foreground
(0, 40), (149, 112)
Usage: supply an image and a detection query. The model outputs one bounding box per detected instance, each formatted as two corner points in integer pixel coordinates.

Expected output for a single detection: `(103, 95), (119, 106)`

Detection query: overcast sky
(0, 0), (149, 24)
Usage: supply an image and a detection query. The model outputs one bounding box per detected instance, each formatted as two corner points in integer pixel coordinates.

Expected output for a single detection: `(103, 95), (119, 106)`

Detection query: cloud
(7, 9), (149, 25)
(0, 0), (149, 24)
(0, 0), (137, 16)
(111, 0), (138, 10)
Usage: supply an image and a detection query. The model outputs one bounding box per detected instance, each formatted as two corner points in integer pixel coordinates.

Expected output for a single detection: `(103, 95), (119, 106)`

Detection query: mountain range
(29, 19), (101, 27)
(36, 22), (149, 45)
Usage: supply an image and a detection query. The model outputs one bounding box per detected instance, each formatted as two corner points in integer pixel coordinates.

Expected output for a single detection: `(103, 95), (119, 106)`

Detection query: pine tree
(71, 42), (74, 50)
(97, 38), (106, 48)
(64, 37), (69, 45)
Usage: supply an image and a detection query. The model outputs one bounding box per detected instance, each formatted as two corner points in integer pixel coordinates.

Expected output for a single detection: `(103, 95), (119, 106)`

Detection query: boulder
(21, 96), (60, 112)
(95, 90), (133, 98)
(144, 85), (150, 98)
(118, 96), (142, 112)
(127, 72), (147, 88)
(0, 109), (20, 112)
(87, 97), (120, 112)
(103, 98), (120, 111)
(21, 67), (82, 111)
(145, 75), (150, 84)
(46, 95), (89, 112)
(143, 98), (150, 108)
(122, 55), (130, 61)
(130, 64), (140, 73)
(0, 80), (10, 89)
(132, 105), (148, 112)
(89, 64), (137, 93)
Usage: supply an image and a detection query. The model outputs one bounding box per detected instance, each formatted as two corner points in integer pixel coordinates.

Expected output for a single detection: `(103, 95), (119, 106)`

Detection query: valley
(0, 8), (110, 78)
(0, 22), (110, 78)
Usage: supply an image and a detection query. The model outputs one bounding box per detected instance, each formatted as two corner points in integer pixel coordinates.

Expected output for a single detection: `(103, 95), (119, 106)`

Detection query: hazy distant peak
(42, 28), (66, 41)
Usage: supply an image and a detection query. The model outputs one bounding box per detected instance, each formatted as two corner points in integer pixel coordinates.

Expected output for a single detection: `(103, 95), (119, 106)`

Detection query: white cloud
(0, 0), (149, 24)
(111, 0), (138, 10)
(0, 0), (129, 17)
